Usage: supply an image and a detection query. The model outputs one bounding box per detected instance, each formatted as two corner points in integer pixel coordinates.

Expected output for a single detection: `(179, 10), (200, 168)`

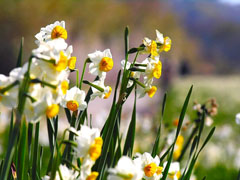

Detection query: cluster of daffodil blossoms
(0, 21), (214, 180)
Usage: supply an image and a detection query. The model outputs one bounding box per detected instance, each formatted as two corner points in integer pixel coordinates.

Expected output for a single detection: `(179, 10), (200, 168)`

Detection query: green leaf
(161, 145), (174, 180)
(47, 118), (55, 153)
(64, 108), (71, 124)
(94, 104), (121, 180)
(196, 127), (215, 157)
(182, 127), (215, 180)
(16, 37), (24, 67)
(17, 119), (28, 180)
(160, 144), (173, 163)
(113, 136), (122, 167)
(175, 85), (193, 139)
(0, 122), (20, 180)
(32, 121), (40, 180)
(124, 26), (129, 61)
(123, 88), (137, 157)
(152, 93), (167, 157)
(189, 136), (198, 162)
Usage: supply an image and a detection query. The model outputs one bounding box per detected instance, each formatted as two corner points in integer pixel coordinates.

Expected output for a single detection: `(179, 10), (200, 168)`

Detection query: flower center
(149, 40), (159, 58)
(68, 56), (77, 70)
(51, 25), (67, 40)
(147, 86), (157, 98)
(104, 86), (112, 99)
(66, 100), (79, 111)
(99, 57), (113, 72)
(153, 61), (162, 79)
(46, 104), (59, 118)
(89, 137), (103, 161)
(144, 162), (157, 177)
(61, 80), (69, 95)
(86, 172), (99, 180)
(54, 51), (68, 71)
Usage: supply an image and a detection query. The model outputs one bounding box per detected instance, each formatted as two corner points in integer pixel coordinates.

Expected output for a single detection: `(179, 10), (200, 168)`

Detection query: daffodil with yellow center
(99, 57), (114, 72)
(86, 172), (99, 180)
(46, 104), (59, 118)
(88, 49), (113, 77)
(51, 25), (67, 40)
(66, 100), (79, 112)
(144, 163), (157, 177)
(159, 37), (171, 52)
(104, 86), (112, 99)
(147, 86), (157, 98)
(61, 86), (87, 111)
(163, 162), (181, 180)
(89, 137), (103, 161)
(152, 61), (162, 79)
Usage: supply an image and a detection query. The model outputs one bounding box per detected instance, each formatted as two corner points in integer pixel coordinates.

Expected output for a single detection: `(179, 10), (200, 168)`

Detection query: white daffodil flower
(163, 162), (181, 180)
(0, 74), (19, 108)
(73, 125), (103, 162)
(61, 86), (87, 111)
(141, 37), (159, 59)
(137, 85), (157, 99)
(88, 49), (113, 77)
(90, 76), (112, 100)
(108, 156), (144, 180)
(32, 90), (60, 121)
(142, 59), (162, 86)
(35, 21), (67, 44)
(155, 30), (171, 52)
(133, 152), (163, 180)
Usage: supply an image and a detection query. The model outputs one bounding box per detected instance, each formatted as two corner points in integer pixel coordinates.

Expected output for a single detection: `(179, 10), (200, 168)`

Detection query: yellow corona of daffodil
(46, 104), (59, 119)
(86, 172), (99, 180)
(51, 25), (68, 40)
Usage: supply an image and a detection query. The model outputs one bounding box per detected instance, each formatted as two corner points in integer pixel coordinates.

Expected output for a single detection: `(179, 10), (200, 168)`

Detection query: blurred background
(0, 0), (240, 179)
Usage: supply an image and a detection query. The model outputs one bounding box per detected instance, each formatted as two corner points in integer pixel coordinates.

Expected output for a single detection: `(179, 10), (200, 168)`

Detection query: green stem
(79, 58), (90, 89)
(83, 80), (104, 92)
(0, 80), (19, 94)
(31, 79), (57, 89)
(130, 78), (145, 88)
(129, 67), (145, 72)
(76, 69), (79, 88)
